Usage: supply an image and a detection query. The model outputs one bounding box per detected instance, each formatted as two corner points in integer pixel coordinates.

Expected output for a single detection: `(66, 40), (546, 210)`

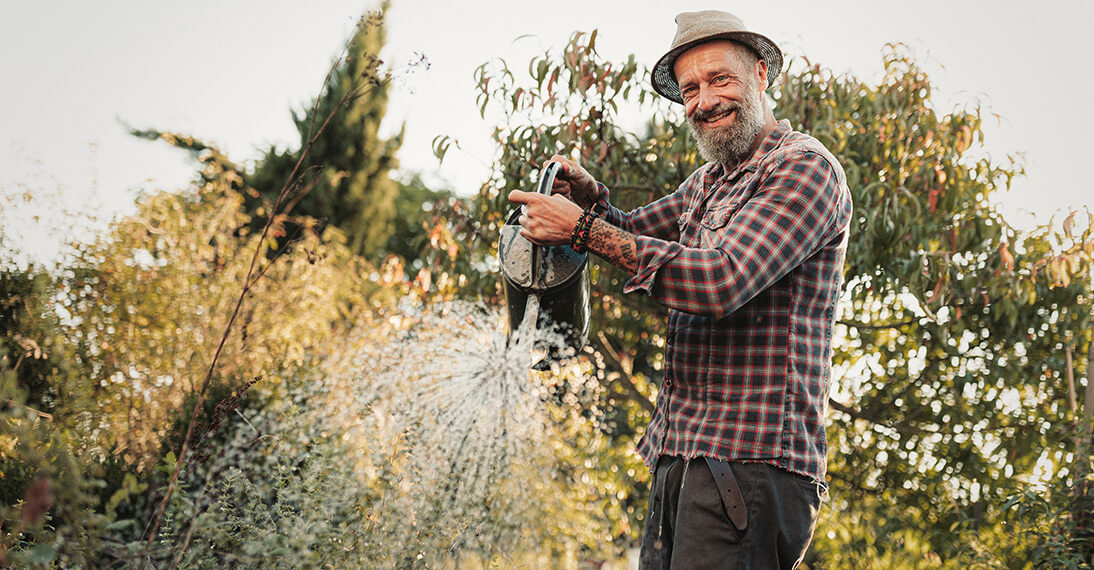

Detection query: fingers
(510, 190), (562, 218)
(548, 156), (581, 196)
(519, 228), (541, 244)
(548, 155), (579, 178)
(552, 156), (594, 184)
(508, 189), (540, 204)
(510, 190), (572, 213)
(547, 157), (570, 189)
(515, 208), (540, 243)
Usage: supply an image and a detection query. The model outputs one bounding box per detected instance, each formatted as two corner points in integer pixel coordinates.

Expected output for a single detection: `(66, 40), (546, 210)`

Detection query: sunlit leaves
(55, 143), (378, 467)
(777, 45), (1093, 564)
(420, 30), (1094, 563)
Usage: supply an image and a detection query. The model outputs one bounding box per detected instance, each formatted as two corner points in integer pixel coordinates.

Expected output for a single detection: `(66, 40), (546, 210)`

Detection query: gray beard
(687, 85), (765, 168)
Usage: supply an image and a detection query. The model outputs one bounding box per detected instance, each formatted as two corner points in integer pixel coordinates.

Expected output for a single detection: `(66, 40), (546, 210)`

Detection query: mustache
(690, 102), (739, 123)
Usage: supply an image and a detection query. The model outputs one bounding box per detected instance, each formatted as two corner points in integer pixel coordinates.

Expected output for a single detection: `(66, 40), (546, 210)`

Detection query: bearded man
(509, 10), (852, 569)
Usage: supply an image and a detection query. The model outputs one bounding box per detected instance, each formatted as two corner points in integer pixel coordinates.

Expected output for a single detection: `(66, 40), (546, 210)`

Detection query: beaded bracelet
(570, 209), (597, 253)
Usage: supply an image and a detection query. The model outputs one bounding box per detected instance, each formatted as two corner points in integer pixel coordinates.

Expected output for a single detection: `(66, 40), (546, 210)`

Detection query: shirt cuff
(622, 235), (684, 295)
(590, 182), (611, 213)
(591, 182), (629, 229)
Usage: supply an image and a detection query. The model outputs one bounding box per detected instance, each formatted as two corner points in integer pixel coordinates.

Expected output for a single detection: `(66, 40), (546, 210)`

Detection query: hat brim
(651, 32), (783, 104)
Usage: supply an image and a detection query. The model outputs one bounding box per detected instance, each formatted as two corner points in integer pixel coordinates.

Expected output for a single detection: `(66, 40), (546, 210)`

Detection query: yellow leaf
(1067, 253), (1081, 274)
(999, 242), (1014, 271)
(1062, 211), (1076, 238)
(956, 125), (973, 153)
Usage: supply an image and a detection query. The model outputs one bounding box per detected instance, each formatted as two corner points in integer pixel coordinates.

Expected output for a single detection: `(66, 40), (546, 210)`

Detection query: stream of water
(320, 297), (596, 563)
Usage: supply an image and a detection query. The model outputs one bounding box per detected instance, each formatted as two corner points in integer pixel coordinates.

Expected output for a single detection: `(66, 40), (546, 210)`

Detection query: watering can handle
(537, 161), (562, 197)
(529, 161), (563, 285)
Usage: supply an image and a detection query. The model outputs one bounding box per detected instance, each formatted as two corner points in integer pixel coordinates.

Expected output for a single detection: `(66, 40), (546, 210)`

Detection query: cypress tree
(249, 4), (402, 259)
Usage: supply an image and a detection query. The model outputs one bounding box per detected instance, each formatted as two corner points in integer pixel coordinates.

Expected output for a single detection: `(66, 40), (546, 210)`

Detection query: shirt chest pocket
(699, 201), (740, 249)
(676, 209), (697, 247)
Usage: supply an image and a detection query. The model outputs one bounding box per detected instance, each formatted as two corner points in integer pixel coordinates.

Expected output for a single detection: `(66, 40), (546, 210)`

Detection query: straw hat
(651, 10), (783, 103)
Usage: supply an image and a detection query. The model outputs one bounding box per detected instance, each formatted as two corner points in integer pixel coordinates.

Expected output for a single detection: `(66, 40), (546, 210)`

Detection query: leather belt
(704, 457), (748, 531)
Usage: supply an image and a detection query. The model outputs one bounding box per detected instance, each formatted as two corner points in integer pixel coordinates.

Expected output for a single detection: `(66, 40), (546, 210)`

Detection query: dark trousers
(639, 456), (823, 570)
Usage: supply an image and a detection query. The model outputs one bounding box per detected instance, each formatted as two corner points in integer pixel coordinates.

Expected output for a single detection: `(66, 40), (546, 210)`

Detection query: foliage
(5, 11), (620, 564)
(0, 5), (451, 566)
(0, 257), (77, 419)
(248, 3), (404, 260)
(779, 50), (1094, 567)
(128, 300), (641, 568)
(0, 131), (390, 564)
(385, 173), (459, 273)
(433, 32), (1094, 566)
(3, 18), (1092, 568)
(0, 245), (147, 567)
(997, 464), (1094, 570)
(0, 354), (137, 568)
(56, 146), (375, 467)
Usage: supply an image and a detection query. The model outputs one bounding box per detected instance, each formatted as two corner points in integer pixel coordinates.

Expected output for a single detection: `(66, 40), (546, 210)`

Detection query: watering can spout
(498, 161), (591, 368)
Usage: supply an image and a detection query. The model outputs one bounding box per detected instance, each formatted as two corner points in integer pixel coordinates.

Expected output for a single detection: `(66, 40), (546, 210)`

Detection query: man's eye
(712, 75), (729, 85)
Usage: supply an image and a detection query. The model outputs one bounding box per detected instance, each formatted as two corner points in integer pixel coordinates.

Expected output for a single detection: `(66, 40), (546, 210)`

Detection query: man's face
(674, 40), (767, 167)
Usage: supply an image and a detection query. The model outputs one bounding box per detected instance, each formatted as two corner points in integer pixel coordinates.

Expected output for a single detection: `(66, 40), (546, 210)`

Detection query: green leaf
(24, 544), (57, 564)
(106, 518), (136, 531)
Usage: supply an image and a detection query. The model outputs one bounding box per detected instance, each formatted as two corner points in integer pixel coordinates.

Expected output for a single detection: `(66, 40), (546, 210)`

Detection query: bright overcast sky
(1, 0), (1091, 261)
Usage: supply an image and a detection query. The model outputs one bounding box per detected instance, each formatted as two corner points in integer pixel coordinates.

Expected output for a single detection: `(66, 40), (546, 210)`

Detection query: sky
(1, 0), (1091, 262)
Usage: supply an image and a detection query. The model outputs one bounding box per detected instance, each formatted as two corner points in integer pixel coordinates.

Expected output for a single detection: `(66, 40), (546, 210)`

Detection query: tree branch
(593, 331), (656, 415)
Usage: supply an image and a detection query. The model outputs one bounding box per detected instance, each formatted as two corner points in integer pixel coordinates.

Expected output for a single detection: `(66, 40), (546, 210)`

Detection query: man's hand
(546, 156), (601, 209)
(507, 190), (583, 246)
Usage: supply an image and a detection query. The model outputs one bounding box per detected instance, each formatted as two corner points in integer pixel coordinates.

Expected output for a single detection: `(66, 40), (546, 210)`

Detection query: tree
(248, 3), (403, 260)
(0, 259), (71, 418)
(385, 173), (458, 272)
(433, 33), (1094, 565)
(778, 52), (1093, 567)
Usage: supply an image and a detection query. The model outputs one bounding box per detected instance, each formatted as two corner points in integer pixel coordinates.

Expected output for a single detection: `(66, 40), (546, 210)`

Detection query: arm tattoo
(587, 218), (638, 275)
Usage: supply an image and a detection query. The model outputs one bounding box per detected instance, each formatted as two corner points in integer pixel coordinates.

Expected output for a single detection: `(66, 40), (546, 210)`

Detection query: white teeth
(704, 110), (733, 123)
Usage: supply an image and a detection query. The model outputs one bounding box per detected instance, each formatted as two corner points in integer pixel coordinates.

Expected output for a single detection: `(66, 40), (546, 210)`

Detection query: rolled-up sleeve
(621, 150), (844, 319)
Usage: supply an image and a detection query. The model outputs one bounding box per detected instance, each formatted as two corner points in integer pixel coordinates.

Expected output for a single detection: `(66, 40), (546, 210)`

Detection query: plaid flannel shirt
(593, 120), (852, 482)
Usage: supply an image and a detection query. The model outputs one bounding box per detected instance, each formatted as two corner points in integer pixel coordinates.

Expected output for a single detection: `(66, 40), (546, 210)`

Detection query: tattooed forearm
(587, 218), (638, 275)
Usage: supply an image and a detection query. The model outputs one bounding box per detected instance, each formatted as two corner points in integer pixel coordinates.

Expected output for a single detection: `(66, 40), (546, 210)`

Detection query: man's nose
(696, 85), (720, 112)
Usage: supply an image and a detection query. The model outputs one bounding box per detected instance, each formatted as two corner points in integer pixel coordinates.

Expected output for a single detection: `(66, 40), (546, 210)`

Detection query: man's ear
(755, 58), (769, 91)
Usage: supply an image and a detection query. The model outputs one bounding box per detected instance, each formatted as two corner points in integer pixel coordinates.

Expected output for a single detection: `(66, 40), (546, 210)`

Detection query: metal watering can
(498, 161), (591, 368)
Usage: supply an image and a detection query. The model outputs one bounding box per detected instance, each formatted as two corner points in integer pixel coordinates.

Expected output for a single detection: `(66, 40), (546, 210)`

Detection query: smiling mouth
(700, 108), (736, 125)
